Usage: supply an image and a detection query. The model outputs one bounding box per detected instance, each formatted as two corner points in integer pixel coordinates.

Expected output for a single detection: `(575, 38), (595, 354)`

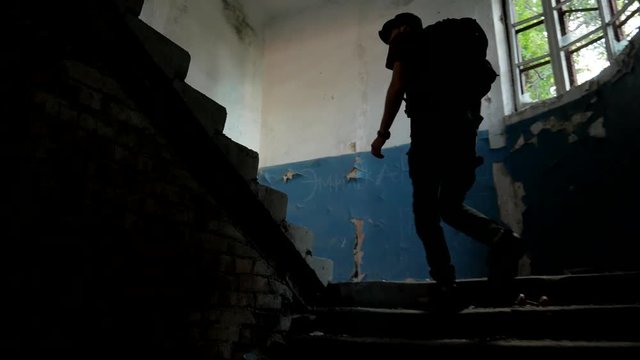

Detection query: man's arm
(371, 61), (408, 159)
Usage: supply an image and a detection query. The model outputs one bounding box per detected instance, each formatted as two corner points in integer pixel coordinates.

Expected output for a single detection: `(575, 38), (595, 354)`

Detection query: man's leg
(407, 149), (455, 286)
(438, 158), (525, 305)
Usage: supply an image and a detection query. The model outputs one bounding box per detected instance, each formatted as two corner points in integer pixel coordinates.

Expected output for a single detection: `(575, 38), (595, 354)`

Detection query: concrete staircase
(115, 0), (333, 288)
(281, 272), (640, 357)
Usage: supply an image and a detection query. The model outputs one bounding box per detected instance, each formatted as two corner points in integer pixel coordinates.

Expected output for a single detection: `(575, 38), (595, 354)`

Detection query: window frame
(506, 0), (640, 110)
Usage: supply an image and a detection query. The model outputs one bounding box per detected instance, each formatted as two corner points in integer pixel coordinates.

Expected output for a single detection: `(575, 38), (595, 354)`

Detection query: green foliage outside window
(513, 0), (554, 101)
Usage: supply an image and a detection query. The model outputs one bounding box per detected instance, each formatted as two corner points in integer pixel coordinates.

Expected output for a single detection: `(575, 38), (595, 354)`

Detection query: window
(507, 0), (640, 107)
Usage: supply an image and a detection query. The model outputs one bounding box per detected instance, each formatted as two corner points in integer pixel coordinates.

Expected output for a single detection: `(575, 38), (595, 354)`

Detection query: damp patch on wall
(221, 0), (256, 45)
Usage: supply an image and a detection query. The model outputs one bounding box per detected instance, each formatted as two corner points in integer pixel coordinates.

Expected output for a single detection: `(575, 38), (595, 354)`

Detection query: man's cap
(378, 12), (423, 44)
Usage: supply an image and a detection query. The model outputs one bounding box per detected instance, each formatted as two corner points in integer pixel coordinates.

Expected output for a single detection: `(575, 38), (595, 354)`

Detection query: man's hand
(371, 136), (387, 159)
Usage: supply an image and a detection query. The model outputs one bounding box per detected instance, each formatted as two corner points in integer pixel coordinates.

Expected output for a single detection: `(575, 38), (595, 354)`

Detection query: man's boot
(486, 229), (525, 307)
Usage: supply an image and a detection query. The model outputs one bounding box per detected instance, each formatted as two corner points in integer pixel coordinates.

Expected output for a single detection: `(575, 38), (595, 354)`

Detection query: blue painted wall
(499, 34), (640, 275)
(258, 132), (507, 282)
(502, 39), (640, 275)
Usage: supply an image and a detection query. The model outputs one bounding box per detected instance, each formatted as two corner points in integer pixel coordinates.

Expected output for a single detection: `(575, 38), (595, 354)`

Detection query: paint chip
(588, 117), (606, 138)
(512, 134), (526, 152)
(530, 121), (544, 135)
(571, 111), (592, 125)
(282, 170), (300, 183)
(530, 113), (593, 136)
(568, 134), (579, 143)
(346, 167), (360, 181)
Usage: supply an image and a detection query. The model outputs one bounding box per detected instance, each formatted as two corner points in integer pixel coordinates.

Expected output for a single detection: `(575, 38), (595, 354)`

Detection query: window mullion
(506, 0), (526, 108)
(598, 0), (617, 59)
(543, 0), (570, 94)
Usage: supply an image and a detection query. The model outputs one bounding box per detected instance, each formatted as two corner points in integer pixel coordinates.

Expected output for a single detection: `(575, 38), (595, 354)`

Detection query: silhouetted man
(371, 12), (524, 308)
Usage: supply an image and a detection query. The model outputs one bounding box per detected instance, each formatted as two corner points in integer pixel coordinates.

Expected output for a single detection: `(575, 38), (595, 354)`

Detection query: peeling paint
(282, 170), (300, 183)
(512, 134), (526, 151)
(346, 155), (364, 181)
(492, 162), (525, 236)
(349, 142), (357, 153)
(350, 218), (366, 282)
(570, 111), (592, 127)
(528, 112), (593, 137)
(345, 167), (360, 181)
(511, 134), (538, 152)
(588, 117), (606, 138)
(492, 163), (530, 276)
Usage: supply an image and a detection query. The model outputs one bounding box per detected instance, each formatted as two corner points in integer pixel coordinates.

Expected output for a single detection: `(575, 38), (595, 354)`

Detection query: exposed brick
(211, 255), (235, 273)
(64, 61), (132, 104)
(77, 84), (103, 110)
(255, 294), (282, 309)
(269, 279), (294, 299)
(188, 312), (203, 322)
(10, 8), (299, 357)
(277, 315), (292, 331)
(237, 326), (253, 344)
(107, 101), (155, 133)
(208, 220), (245, 241)
(235, 275), (272, 293)
(234, 258), (254, 274)
(94, 117), (115, 137)
(206, 325), (239, 342)
(252, 259), (274, 276)
(200, 233), (231, 253)
(228, 292), (255, 307)
(208, 308), (255, 325)
(33, 92), (63, 117)
(227, 240), (260, 258)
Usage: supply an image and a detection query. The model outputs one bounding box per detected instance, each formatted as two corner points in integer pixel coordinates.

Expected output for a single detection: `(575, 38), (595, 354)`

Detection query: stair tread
(292, 334), (640, 348)
(313, 303), (640, 314)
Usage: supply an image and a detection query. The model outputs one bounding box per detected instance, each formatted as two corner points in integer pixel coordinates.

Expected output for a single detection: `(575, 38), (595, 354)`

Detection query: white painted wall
(141, 0), (264, 153)
(260, 0), (507, 166)
(139, 0), (509, 167)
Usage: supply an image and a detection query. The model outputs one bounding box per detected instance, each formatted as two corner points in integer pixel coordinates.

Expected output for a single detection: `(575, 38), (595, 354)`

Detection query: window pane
(558, 0), (602, 36)
(512, 0), (544, 22)
(520, 59), (556, 101)
(516, 21), (550, 62)
(568, 34), (609, 85)
(616, 1), (640, 40)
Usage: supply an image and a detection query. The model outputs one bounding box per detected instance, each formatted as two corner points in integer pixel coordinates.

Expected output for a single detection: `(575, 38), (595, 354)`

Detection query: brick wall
(1, 2), (298, 359)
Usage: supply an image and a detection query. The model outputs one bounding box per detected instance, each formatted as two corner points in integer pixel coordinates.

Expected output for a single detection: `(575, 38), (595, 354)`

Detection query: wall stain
(221, 0), (256, 45)
(172, 1), (189, 25)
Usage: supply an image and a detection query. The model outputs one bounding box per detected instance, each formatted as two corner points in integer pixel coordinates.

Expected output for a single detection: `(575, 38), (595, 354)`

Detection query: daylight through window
(507, 0), (640, 107)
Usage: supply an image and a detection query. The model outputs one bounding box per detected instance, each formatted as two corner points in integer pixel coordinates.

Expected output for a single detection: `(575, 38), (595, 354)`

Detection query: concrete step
(124, 14), (190, 81)
(281, 222), (333, 285)
(212, 133), (259, 182)
(291, 304), (640, 343)
(283, 223), (314, 258)
(173, 80), (227, 135)
(323, 271), (640, 310)
(283, 335), (640, 358)
(307, 256), (334, 287)
(251, 183), (288, 225)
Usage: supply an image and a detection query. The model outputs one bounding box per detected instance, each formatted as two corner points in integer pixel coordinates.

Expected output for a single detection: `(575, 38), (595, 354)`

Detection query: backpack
(419, 17), (498, 103)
